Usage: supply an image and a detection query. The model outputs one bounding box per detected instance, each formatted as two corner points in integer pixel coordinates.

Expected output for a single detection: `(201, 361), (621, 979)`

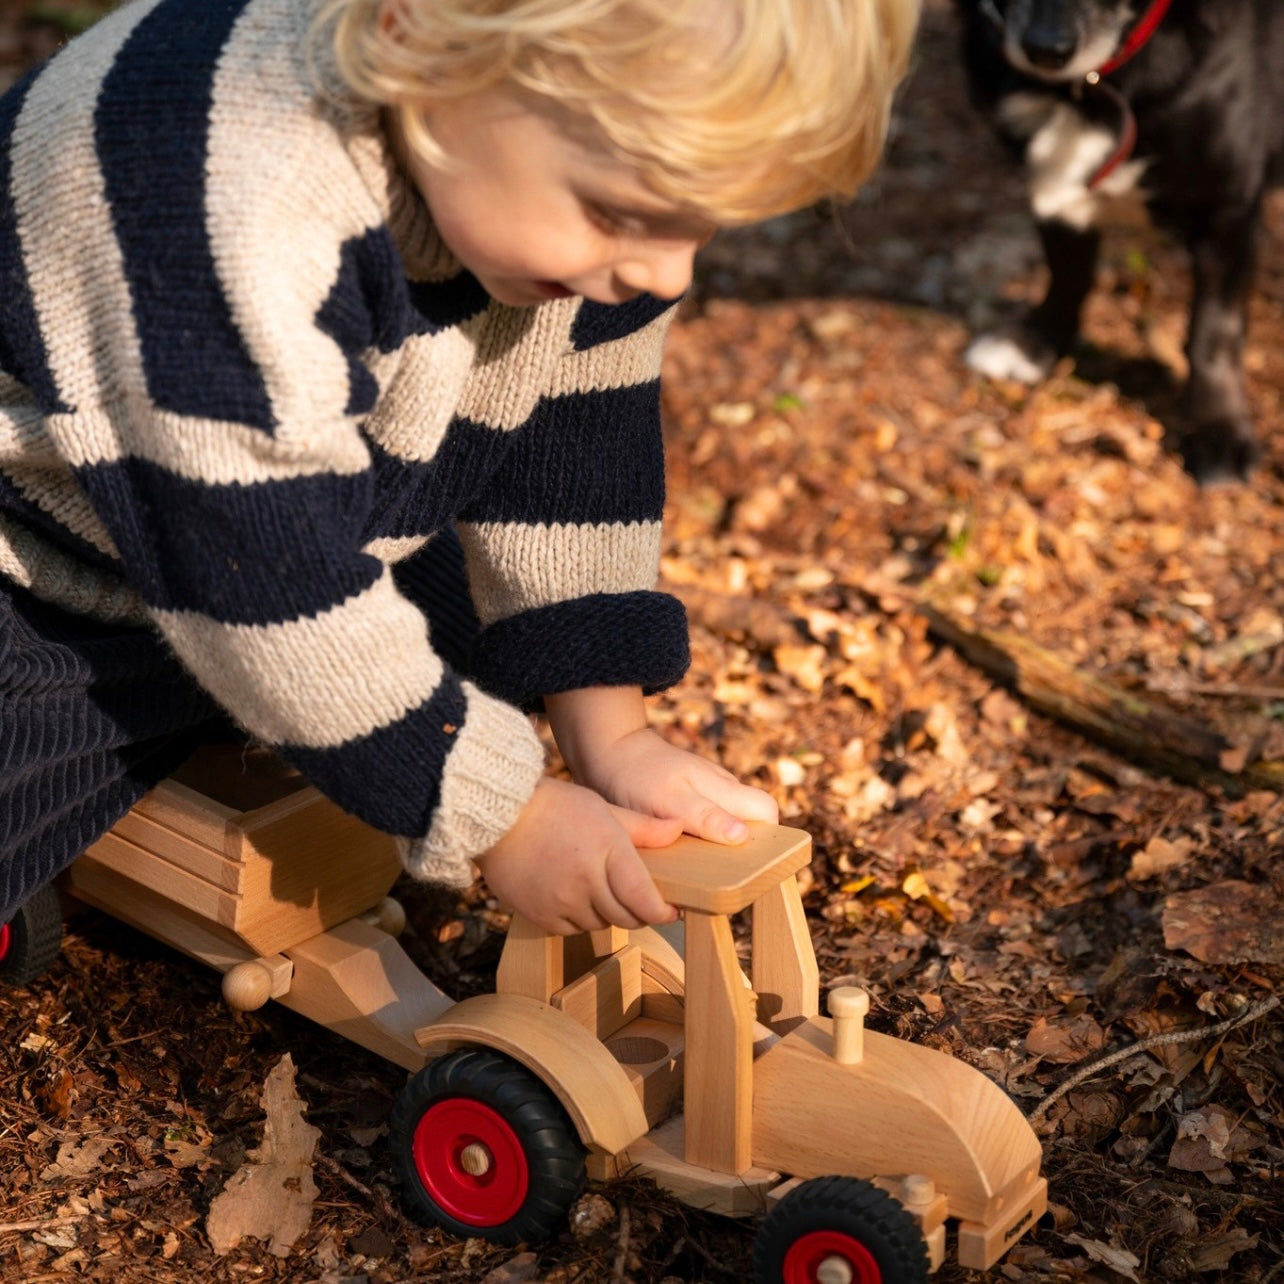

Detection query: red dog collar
(1094, 0), (1173, 77)
(1086, 0), (1172, 188)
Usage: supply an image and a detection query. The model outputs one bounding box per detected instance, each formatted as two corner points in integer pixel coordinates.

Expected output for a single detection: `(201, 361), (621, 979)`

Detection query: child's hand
(473, 777), (681, 935)
(581, 725), (779, 845)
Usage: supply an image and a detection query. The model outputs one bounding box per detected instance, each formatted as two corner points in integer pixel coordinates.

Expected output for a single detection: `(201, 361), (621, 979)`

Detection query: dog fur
(954, 0), (1284, 482)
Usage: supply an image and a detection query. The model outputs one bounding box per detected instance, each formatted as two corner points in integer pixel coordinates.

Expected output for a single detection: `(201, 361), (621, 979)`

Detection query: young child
(0, 0), (919, 937)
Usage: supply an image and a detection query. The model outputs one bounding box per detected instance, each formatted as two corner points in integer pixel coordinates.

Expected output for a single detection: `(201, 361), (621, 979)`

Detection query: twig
(1179, 682), (1284, 700)
(1029, 995), (1280, 1127)
(316, 1151), (400, 1223)
(611, 1204), (632, 1281)
(0, 1215), (89, 1234)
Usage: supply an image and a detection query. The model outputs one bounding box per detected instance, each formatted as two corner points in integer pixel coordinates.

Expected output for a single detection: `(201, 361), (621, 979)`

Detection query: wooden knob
(829, 985), (870, 1065)
(828, 986), (870, 1020)
(222, 961), (274, 1012)
(459, 1142), (492, 1176)
(362, 896), (407, 936)
(376, 896), (406, 936)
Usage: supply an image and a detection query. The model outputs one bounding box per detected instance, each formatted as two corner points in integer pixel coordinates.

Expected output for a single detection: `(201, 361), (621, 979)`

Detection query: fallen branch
(919, 602), (1284, 797)
(1029, 994), (1280, 1128)
(0, 1215), (89, 1234)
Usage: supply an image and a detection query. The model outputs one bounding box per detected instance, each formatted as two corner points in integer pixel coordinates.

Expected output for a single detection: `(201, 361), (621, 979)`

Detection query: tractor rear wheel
(0, 884), (63, 987)
(391, 1047), (585, 1244)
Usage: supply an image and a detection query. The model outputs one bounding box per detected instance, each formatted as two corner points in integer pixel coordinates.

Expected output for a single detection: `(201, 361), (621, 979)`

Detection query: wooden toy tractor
(2, 748), (1046, 1282)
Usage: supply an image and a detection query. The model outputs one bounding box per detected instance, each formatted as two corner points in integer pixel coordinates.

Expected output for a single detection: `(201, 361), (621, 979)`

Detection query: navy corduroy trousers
(0, 529), (479, 924)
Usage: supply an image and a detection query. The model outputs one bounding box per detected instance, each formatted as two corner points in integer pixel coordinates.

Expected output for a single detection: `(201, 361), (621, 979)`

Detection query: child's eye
(584, 202), (648, 237)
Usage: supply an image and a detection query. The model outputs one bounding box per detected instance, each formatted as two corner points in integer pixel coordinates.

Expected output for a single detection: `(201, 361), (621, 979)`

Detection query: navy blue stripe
(364, 418), (509, 538)
(0, 473), (123, 574)
(75, 457), (380, 623)
(471, 591), (689, 709)
(570, 294), (675, 350)
(407, 271), (490, 332)
(282, 675), (470, 835)
(0, 70), (71, 414)
(316, 240), (493, 416)
(95, 0), (274, 430)
(315, 231), (401, 416)
(459, 382), (664, 526)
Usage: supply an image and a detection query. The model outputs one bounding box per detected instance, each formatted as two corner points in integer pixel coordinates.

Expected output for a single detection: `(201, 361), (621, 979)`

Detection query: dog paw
(1179, 421), (1261, 486)
(964, 329), (1056, 384)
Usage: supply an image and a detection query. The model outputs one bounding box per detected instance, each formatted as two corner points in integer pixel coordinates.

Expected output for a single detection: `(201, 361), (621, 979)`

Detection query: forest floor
(1, 1), (1282, 1281)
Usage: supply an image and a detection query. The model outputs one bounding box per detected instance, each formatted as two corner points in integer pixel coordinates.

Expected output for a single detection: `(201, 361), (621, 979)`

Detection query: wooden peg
(829, 986), (870, 1065)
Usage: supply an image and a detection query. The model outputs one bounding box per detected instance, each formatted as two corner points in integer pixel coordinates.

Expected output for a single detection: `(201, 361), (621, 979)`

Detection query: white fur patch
(1007, 94), (1149, 230)
(964, 333), (1050, 384)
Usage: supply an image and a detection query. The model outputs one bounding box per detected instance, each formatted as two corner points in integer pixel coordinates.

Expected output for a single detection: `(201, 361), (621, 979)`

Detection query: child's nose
(616, 240), (701, 301)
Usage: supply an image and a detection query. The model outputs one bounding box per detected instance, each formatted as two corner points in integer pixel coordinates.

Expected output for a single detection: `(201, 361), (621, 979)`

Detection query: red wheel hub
(783, 1229), (883, 1284)
(0, 922), (10, 962)
(412, 1097), (529, 1226)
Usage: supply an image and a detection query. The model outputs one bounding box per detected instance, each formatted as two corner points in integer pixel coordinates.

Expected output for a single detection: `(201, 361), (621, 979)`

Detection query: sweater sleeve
(8, 0), (544, 886)
(458, 294), (691, 709)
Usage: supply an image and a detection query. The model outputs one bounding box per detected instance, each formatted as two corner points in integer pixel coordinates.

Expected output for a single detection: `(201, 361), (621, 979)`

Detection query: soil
(2, 2), (1283, 1282)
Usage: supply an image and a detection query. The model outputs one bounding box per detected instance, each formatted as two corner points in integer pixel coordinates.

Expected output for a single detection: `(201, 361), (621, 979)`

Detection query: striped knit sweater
(0, 0), (689, 893)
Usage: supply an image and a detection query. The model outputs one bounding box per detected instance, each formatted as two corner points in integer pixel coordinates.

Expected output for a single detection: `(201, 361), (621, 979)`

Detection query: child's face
(394, 88), (717, 307)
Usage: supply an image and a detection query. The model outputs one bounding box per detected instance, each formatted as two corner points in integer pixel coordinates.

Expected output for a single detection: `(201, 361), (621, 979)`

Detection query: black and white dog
(954, 0), (1284, 482)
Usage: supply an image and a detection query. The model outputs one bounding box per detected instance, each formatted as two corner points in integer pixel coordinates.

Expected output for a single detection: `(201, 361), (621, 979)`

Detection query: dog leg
(1179, 204), (1263, 483)
(965, 218), (1100, 383)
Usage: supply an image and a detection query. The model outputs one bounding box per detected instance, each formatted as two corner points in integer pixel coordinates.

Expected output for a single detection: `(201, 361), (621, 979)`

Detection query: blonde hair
(315, 0), (920, 224)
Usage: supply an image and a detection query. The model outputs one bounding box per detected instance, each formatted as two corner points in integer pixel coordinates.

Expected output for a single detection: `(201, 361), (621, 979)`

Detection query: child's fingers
(694, 773), (780, 826)
(604, 840), (678, 925)
(681, 797), (752, 844)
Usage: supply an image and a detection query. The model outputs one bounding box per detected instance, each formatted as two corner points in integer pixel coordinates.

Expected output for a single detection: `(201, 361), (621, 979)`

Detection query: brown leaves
(1167, 1104), (1267, 1184)
(206, 1054), (319, 1257)
(1162, 880), (1284, 964)
(1024, 1013), (1107, 1064)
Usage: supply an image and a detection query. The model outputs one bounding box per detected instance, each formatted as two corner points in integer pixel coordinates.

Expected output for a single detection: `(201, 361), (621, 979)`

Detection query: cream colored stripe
(362, 533), (431, 563)
(408, 686), (546, 871)
(0, 382), (58, 464)
(544, 306), (673, 399)
(455, 299), (577, 431)
(46, 407), (371, 482)
(204, 0), (384, 462)
(460, 519), (662, 626)
(0, 516), (146, 624)
(1, 465), (119, 560)
(360, 326), (477, 463)
(154, 568), (444, 748)
(12, 0), (158, 464)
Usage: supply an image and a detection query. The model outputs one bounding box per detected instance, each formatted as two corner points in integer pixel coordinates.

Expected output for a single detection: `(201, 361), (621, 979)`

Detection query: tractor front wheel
(753, 1176), (931, 1284)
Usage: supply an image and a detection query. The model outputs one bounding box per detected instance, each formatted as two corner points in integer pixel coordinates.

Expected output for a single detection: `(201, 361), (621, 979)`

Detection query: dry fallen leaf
(40, 1134), (125, 1181)
(205, 1054), (320, 1258)
(1167, 1104), (1263, 1185)
(1162, 880), (1284, 964)
(480, 1251), (541, 1284)
(1062, 1232), (1142, 1281)
(1188, 1230), (1260, 1272)
(1024, 1014), (1107, 1064)
(1128, 835), (1194, 881)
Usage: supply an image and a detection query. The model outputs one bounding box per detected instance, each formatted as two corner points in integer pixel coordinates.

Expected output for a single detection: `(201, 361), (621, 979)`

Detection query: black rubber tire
(752, 1175), (931, 1284)
(0, 884), (63, 987)
(391, 1047), (586, 1244)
